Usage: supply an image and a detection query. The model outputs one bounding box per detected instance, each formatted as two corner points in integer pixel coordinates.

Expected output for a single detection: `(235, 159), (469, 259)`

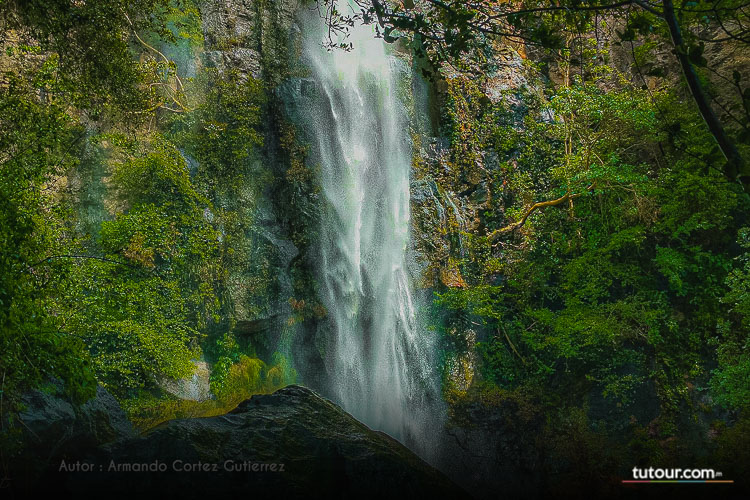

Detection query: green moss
(124, 352), (296, 432)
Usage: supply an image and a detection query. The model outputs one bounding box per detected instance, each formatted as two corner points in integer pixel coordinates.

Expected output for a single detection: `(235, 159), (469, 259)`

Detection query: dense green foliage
(323, 0), (750, 190)
(418, 19), (750, 487)
(0, 70), (95, 404)
(1, 0), (748, 494)
(0, 0), (291, 413)
(58, 137), (222, 394)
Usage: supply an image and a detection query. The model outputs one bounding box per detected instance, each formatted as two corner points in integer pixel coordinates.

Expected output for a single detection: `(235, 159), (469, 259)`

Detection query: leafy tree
(712, 227), (750, 409)
(167, 69), (266, 191)
(319, 0), (750, 190)
(0, 0), (174, 110)
(0, 0), (282, 410)
(0, 72), (95, 401)
(59, 138), (222, 396)
(431, 48), (748, 466)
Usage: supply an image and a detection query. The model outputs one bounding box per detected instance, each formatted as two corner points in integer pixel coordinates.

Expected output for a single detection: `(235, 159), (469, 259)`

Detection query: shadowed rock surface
(9, 385), (466, 498)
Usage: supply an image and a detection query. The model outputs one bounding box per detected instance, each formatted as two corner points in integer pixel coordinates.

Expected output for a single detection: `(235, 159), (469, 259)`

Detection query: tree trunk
(662, 0), (748, 191)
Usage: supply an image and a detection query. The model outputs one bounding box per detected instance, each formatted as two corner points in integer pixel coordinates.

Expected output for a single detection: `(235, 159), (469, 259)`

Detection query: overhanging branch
(488, 184), (594, 241)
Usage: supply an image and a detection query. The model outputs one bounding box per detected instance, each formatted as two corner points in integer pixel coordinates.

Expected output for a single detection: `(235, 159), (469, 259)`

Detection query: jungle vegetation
(0, 0), (748, 493)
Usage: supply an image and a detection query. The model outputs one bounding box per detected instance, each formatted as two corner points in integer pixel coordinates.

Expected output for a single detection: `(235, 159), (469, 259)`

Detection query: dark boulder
(16, 381), (77, 460)
(12, 385), (467, 498)
(16, 382), (134, 459)
(7, 382), (135, 497)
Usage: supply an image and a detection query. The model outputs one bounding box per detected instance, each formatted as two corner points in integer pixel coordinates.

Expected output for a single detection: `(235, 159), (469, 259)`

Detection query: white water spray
(296, 3), (441, 458)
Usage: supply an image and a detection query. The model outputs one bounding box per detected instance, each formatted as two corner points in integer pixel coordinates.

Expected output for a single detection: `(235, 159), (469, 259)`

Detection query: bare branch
(488, 185), (594, 241)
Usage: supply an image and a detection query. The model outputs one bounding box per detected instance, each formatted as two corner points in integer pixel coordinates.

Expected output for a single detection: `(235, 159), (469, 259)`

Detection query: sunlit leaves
(0, 75), (94, 401)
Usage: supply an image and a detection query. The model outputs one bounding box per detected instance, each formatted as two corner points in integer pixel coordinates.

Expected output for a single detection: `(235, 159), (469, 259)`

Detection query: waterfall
(295, 4), (441, 459)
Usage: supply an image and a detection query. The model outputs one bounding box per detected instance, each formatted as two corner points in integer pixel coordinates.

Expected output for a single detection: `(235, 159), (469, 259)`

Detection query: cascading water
(295, 3), (441, 459)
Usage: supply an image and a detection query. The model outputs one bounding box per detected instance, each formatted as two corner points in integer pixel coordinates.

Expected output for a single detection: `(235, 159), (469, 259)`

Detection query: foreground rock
(14, 381), (135, 464)
(11, 385), (466, 497)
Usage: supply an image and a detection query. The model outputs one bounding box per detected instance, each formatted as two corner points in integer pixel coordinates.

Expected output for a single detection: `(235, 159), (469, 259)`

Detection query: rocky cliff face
(199, 0), (301, 84)
(194, 0), (307, 354)
(9, 385), (465, 498)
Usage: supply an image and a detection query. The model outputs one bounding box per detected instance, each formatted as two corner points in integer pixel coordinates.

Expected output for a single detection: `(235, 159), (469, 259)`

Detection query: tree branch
(501, 325), (527, 365)
(123, 11), (190, 112)
(490, 193), (572, 237)
(488, 188), (590, 241)
(662, 0), (748, 188)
